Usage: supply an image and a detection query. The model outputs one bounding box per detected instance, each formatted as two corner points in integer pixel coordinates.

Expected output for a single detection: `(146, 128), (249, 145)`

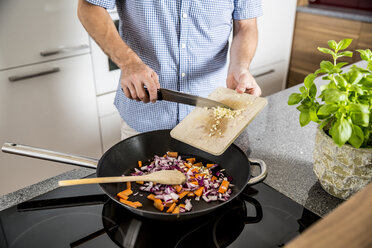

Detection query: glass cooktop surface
(0, 174), (320, 248)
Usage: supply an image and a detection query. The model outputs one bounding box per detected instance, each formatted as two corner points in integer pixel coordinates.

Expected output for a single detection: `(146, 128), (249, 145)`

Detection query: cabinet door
(251, 61), (286, 96)
(250, 0), (297, 70)
(0, 54), (101, 195)
(0, 0), (90, 70)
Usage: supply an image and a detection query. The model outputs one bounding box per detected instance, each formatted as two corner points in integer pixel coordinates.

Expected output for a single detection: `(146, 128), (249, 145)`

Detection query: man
(78, 0), (262, 139)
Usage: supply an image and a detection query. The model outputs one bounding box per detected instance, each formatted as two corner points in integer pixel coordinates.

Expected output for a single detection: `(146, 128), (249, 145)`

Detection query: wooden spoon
(58, 170), (186, 186)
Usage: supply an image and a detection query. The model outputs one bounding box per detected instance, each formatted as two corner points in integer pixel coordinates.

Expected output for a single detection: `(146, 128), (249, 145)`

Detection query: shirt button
(181, 73), (186, 77)
(181, 43), (186, 48)
(182, 13), (187, 18)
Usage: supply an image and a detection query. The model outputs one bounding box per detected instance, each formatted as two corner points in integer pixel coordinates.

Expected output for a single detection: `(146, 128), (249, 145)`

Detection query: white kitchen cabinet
(251, 61), (287, 96)
(249, 0), (297, 96)
(0, 0), (90, 70)
(0, 54), (102, 196)
(97, 92), (121, 152)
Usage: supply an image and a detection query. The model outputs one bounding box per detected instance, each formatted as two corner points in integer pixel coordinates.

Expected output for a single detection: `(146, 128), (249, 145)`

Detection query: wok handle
(246, 158), (267, 185)
(2, 143), (98, 169)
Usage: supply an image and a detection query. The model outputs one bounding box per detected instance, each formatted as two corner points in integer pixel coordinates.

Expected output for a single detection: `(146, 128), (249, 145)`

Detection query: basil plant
(288, 39), (372, 148)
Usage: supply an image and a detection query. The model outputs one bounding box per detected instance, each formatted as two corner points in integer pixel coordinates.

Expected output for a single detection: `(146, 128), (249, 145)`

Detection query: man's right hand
(120, 60), (160, 103)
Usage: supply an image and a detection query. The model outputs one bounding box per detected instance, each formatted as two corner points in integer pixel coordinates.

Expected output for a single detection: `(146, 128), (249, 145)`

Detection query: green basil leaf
(320, 61), (334, 72)
(360, 76), (372, 87)
(334, 75), (347, 88)
(337, 51), (353, 58)
(357, 49), (372, 61)
(309, 106), (319, 122)
(299, 110), (311, 127)
(288, 93), (303, 105)
(297, 104), (308, 112)
(299, 86), (307, 95)
(335, 62), (348, 69)
(309, 84), (317, 98)
(323, 89), (348, 104)
(330, 118), (352, 147)
(349, 85), (364, 95)
(317, 47), (334, 56)
(349, 103), (369, 113)
(337, 39), (352, 50)
(368, 62), (372, 71)
(348, 124), (364, 148)
(317, 104), (339, 116)
(328, 40), (337, 50)
(314, 68), (326, 75)
(348, 70), (363, 85)
(351, 112), (370, 127)
(304, 74), (316, 89)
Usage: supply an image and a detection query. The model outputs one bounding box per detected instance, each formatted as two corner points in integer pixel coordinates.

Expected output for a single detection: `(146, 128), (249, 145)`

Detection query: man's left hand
(226, 67), (262, 97)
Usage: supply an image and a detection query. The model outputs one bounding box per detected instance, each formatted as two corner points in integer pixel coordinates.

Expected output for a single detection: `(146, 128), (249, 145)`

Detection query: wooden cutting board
(170, 87), (268, 155)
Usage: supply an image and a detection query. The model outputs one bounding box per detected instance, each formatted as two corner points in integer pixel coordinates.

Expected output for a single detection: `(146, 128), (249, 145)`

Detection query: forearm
(77, 0), (140, 69)
(229, 18), (258, 70)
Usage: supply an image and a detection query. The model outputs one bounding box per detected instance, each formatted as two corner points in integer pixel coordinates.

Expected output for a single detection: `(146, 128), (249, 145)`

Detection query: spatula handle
(58, 176), (148, 186)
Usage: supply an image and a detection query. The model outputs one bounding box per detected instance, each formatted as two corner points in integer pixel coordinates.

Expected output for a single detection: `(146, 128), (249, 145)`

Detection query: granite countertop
(297, 4), (372, 23)
(1, 61), (367, 216)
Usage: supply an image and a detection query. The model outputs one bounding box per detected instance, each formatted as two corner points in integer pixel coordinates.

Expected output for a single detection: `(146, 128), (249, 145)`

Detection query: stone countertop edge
(297, 5), (372, 23)
(0, 168), (94, 211)
(0, 61), (366, 216)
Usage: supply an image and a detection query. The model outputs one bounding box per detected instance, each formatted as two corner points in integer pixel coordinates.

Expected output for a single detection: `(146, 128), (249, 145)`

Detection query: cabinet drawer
(100, 113), (122, 152)
(97, 92), (117, 117)
(251, 61), (287, 96)
(0, 0), (89, 70)
(0, 54), (101, 195)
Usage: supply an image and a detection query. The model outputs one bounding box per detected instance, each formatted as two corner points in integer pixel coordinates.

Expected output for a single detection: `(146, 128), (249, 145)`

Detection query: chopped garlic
(208, 106), (244, 137)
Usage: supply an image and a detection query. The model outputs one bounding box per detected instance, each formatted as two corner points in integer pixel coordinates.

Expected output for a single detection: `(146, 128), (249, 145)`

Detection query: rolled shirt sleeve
(233, 0), (263, 20)
(84, 0), (116, 9)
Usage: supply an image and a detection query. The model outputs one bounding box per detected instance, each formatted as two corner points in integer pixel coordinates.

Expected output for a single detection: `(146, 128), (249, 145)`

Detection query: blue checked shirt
(86, 0), (263, 132)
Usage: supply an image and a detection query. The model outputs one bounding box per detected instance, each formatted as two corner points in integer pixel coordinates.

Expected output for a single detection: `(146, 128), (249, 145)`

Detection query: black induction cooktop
(0, 174), (320, 248)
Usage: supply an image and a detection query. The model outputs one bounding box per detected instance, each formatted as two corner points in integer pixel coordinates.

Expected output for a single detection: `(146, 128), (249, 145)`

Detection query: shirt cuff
(233, 1), (263, 20)
(84, 0), (116, 9)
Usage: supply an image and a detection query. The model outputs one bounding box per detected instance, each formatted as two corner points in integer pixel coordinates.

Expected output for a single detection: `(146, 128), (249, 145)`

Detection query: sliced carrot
(206, 163), (215, 168)
(186, 158), (196, 164)
(174, 185), (182, 193)
(136, 181), (144, 185)
(183, 162), (191, 168)
(172, 206), (180, 214)
(193, 162), (203, 167)
(119, 199), (138, 208)
(178, 191), (189, 199)
(153, 198), (162, 205)
(194, 173), (205, 178)
(126, 182), (131, 190)
(187, 192), (195, 197)
(218, 180), (229, 194)
(147, 194), (156, 201)
(194, 187), (204, 197)
(154, 201), (164, 211)
(132, 201), (143, 208)
(190, 181), (199, 185)
(167, 151), (178, 158)
(116, 192), (129, 200)
(191, 168), (199, 173)
(166, 202), (177, 213)
(120, 189), (133, 196)
(211, 176), (217, 181)
(138, 161), (142, 168)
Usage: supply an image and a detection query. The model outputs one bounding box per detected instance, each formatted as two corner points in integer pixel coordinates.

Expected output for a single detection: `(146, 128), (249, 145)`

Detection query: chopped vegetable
(120, 199), (142, 208)
(166, 202), (177, 213)
(118, 152), (233, 214)
(126, 182), (131, 190)
(167, 151), (178, 158)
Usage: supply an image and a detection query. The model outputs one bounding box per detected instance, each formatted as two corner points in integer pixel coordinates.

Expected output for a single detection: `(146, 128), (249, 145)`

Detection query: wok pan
(2, 129), (267, 221)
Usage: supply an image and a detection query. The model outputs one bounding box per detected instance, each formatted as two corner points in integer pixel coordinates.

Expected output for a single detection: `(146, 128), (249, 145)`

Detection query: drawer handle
(8, 67), (60, 82)
(40, 44), (89, 57)
(253, 69), (275, 78)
